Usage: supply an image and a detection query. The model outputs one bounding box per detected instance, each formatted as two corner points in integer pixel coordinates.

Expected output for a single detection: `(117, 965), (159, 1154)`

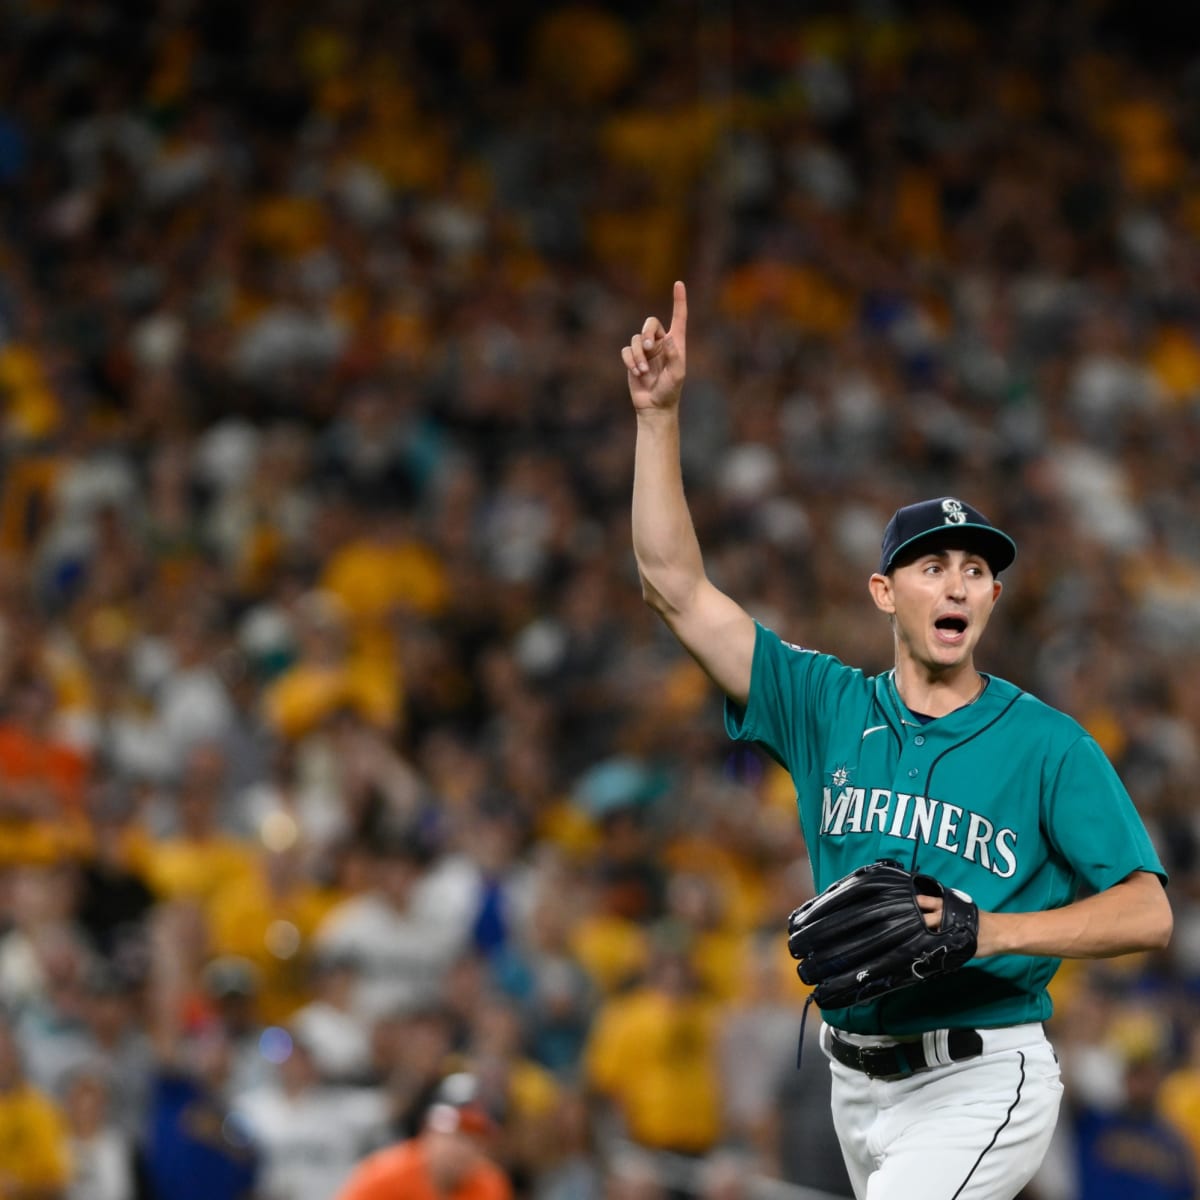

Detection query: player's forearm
(976, 871), (1172, 959)
(632, 407), (707, 616)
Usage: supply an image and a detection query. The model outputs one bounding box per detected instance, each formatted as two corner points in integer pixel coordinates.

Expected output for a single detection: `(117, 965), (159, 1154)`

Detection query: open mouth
(934, 616), (968, 641)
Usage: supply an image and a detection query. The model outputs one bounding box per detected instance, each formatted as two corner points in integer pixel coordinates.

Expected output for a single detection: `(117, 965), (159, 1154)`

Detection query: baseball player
(622, 282), (1172, 1200)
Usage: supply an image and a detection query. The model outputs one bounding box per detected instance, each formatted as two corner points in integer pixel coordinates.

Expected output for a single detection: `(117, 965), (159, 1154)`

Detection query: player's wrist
(635, 401), (682, 426)
(974, 910), (1013, 958)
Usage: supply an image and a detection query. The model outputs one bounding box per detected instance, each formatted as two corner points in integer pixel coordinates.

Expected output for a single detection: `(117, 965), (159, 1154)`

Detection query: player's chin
(925, 640), (970, 669)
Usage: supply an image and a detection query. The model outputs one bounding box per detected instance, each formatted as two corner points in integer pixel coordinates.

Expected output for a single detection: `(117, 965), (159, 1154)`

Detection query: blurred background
(0, 0), (1199, 1197)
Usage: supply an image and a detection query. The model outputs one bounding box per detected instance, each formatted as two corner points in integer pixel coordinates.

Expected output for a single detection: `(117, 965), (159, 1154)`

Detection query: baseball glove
(786, 859), (979, 1009)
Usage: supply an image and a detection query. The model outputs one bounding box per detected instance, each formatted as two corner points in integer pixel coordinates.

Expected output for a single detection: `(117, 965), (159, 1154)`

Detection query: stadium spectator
(334, 1072), (513, 1200)
(137, 905), (259, 1200)
(583, 938), (722, 1158)
(134, 743), (257, 907)
(0, 672), (89, 865)
(287, 947), (373, 1084)
(0, 1010), (71, 1199)
(232, 1028), (389, 1200)
(61, 1063), (136, 1200)
(314, 822), (477, 1022)
(1070, 1036), (1198, 1200)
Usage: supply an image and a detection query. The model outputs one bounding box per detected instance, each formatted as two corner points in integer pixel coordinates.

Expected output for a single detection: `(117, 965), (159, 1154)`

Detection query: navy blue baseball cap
(878, 497), (1017, 576)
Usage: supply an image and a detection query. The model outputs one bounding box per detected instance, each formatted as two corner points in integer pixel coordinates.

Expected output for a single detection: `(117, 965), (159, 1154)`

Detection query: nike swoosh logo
(861, 725), (888, 739)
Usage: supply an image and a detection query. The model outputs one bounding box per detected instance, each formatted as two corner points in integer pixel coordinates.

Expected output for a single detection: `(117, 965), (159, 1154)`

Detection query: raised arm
(623, 282), (756, 705)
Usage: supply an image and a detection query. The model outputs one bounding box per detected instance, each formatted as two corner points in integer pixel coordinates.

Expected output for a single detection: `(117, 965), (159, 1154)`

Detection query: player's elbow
(1135, 877), (1173, 952)
(638, 567), (695, 621)
(1147, 891), (1173, 952)
(640, 578), (675, 621)
(639, 575), (666, 612)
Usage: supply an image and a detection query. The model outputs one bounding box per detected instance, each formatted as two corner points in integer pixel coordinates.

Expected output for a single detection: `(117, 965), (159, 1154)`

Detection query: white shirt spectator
(315, 853), (479, 1022)
(288, 997), (373, 1083)
(235, 1083), (388, 1200)
(157, 665), (234, 764)
(67, 1128), (135, 1200)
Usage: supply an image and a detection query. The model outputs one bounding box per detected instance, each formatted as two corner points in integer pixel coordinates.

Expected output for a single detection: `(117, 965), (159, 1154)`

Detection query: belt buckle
(868, 1045), (915, 1081)
(836, 1035), (914, 1080)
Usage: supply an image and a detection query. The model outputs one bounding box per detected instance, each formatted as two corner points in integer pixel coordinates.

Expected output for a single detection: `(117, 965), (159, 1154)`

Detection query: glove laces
(795, 991), (817, 1071)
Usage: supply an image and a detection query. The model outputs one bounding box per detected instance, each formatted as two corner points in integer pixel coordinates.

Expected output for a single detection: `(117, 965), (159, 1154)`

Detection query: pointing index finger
(670, 280), (687, 341)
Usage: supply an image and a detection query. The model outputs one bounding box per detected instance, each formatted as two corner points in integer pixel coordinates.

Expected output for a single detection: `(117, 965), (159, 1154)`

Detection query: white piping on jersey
(887, 669), (922, 726)
(861, 725), (889, 739)
(885, 670), (922, 725)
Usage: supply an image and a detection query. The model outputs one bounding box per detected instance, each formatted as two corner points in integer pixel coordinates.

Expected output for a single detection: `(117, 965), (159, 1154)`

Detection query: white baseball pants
(821, 1022), (1064, 1200)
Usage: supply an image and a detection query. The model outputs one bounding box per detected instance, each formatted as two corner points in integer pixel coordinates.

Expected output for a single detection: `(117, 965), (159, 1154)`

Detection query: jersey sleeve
(1043, 734), (1166, 892)
(723, 623), (865, 781)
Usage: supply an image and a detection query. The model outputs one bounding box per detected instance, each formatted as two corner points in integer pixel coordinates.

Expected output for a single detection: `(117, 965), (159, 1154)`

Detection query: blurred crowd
(1, 0), (1200, 1198)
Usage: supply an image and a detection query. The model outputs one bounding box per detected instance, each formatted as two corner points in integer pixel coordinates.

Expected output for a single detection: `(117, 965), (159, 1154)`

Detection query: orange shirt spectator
(336, 1138), (511, 1200)
(335, 1074), (512, 1200)
(0, 674), (89, 864)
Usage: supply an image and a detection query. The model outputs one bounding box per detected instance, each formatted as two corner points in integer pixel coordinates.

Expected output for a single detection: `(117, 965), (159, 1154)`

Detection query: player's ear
(992, 578), (1003, 603)
(868, 572), (895, 615)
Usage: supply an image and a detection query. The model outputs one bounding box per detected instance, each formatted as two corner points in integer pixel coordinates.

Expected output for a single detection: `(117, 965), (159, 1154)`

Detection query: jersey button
(914, 734), (925, 746)
(907, 767), (919, 778)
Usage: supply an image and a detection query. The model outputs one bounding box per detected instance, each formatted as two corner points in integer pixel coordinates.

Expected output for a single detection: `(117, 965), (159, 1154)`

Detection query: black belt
(828, 1028), (984, 1079)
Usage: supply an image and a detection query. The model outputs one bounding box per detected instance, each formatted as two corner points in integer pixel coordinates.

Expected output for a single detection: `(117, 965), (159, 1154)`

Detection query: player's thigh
(867, 1044), (1064, 1200)
(826, 1065), (875, 1200)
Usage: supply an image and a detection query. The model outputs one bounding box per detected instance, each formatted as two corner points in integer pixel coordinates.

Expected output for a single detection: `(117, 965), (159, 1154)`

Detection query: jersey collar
(878, 669), (1019, 736)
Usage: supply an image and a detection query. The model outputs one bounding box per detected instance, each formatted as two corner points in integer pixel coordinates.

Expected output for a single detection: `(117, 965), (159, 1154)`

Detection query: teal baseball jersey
(725, 623), (1166, 1036)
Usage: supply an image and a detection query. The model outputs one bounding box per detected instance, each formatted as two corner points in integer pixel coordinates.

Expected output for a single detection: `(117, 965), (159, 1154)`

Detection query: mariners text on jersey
(821, 786), (1019, 877)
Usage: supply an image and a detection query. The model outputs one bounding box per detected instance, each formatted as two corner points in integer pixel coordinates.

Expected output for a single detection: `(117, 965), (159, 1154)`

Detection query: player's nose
(943, 569), (968, 599)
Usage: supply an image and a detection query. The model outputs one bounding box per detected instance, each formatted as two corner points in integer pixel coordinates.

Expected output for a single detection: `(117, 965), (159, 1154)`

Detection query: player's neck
(891, 661), (984, 719)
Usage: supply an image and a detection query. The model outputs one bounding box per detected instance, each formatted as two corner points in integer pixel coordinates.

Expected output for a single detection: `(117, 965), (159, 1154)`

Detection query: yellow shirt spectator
(569, 912), (649, 996)
(0, 343), (62, 441)
(263, 589), (401, 739)
(1160, 1034), (1200, 1170)
(0, 1082), (70, 1195)
(584, 953), (721, 1153)
(207, 853), (344, 1023)
(0, 1015), (71, 1200)
(264, 659), (399, 740)
(687, 925), (747, 1004)
(320, 530), (449, 627)
(137, 832), (258, 908)
(531, 7), (633, 105)
(131, 743), (259, 908)
(1147, 325), (1200, 404)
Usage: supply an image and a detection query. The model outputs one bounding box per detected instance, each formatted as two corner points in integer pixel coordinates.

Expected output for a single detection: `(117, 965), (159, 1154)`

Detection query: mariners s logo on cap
(878, 496), (1017, 576)
(941, 498), (967, 525)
